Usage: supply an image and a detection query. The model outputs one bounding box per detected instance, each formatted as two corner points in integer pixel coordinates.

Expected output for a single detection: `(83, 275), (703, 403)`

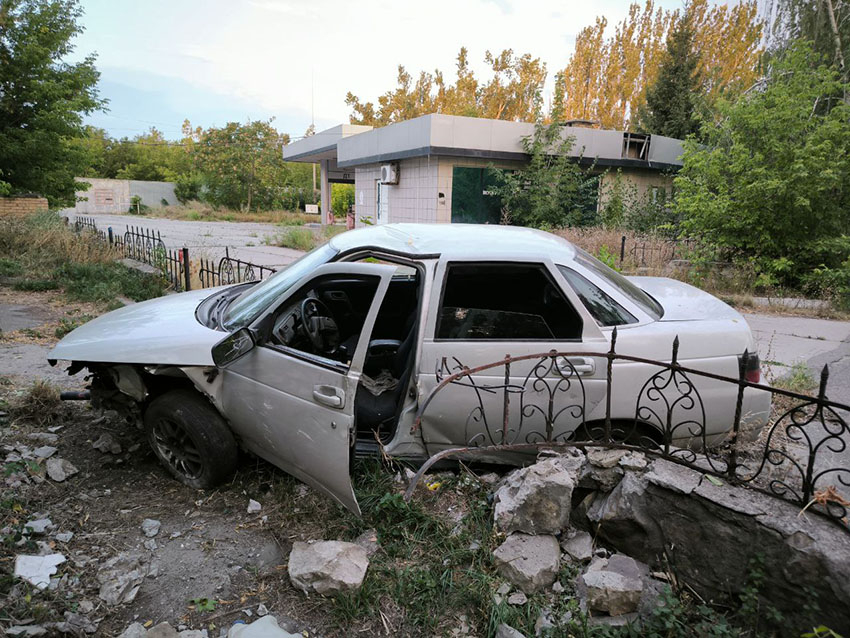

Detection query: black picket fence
(71, 217), (273, 293)
(199, 247), (277, 288)
(405, 331), (850, 531)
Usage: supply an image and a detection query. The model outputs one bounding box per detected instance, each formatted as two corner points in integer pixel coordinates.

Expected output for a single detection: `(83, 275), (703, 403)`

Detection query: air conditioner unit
(380, 163), (399, 185)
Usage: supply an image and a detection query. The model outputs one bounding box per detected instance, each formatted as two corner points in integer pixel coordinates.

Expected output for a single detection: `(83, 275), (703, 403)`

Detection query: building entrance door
(376, 181), (388, 224)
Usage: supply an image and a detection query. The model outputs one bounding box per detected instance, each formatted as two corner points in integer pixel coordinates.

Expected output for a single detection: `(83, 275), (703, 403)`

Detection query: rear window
(437, 262), (582, 340)
(558, 266), (638, 327)
(573, 248), (663, 320)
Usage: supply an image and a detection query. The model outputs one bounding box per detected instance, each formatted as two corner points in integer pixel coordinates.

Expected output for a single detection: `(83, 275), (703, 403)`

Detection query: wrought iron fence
(198, 247), (276, 289)
(405, 330), (850, 530)
(73, 216), (98, 234)
(120, 225), (190, 292)
(618, 235), (712, 267)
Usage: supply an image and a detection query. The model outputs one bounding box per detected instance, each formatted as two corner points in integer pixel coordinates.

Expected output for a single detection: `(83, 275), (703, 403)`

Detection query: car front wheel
(144, 389), (238, 489)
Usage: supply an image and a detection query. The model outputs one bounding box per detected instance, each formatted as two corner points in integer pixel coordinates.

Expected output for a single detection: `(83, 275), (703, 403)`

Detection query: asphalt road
(60, 210), (304, 269)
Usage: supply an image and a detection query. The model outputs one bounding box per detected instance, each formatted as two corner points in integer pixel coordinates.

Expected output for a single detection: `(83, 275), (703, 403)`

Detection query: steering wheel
(300, 297), (340, 355)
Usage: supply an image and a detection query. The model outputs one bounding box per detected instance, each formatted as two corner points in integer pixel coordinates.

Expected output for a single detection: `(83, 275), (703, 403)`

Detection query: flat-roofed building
(283, 114), (684, 227)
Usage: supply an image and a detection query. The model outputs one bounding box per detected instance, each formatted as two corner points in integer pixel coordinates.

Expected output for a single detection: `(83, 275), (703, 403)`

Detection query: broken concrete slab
(45, 457), (78, 482)
(288, 540), (369, 596)
(492, 533), (559, 594)
(227, 615), (301, 637)
(14, 553), (66, 590)
(493, 454), (581, 534)
(561, 529), (593, 562)
(92, 432), (122, 454)
(141, 518), (161, 538)
(580, 570), (643, 616)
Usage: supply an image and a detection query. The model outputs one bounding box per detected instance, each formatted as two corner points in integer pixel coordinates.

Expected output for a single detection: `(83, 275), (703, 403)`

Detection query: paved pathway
(744, 313), (850, 405)
(60, 210), (305, 269)
(744, 312), (850, 507)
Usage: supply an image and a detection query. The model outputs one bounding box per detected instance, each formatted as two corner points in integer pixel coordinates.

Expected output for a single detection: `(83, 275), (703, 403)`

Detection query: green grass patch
(54, 262), (166, 303)
(772, 361), (816, 394)
(12, 279), (61, 292)
(266, 226), (317, 251)
(0, 258), (23, 277)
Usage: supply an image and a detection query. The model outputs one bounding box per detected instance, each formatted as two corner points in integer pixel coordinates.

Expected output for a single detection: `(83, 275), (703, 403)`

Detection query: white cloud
(77, 0), (685, 133)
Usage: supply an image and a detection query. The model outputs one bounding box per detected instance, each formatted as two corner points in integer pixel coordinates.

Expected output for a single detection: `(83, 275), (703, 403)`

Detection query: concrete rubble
(246, 499), (262, 514)
(495, 624), (527, 638)
(45, 456), (78, 482)
(13, 553), (66, 589)
(492, 533), (559, 594)
(92, 432), (123, 454)
(288, 540), (369, 596)
(141, 518), (161, 538)
(97, 551), (155, 606)
(492, 452), (583, 534)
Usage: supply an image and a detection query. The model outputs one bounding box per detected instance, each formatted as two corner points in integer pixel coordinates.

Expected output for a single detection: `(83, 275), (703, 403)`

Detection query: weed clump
(9, 379), (61, 425)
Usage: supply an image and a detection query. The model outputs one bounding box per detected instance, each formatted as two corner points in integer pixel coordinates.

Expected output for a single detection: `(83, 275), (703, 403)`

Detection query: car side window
(558, 266), (638, 327)
(437, 263), (582, 340)
(268, 274), (381, 366)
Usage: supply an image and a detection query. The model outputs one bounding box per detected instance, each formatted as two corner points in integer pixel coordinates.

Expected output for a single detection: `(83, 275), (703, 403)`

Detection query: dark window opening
(437, 263), (582, 340)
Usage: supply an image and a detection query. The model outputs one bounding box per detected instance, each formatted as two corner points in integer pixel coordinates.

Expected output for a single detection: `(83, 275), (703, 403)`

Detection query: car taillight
(739, 352), (761, 383)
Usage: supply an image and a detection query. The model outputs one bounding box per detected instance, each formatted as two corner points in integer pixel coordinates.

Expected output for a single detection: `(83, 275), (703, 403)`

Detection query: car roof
(329, 223), (577, 262)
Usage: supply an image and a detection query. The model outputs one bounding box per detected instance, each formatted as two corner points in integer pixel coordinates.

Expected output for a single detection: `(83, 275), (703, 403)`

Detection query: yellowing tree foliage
(345, 47), (546, 126)
(554, 0), (763, 130)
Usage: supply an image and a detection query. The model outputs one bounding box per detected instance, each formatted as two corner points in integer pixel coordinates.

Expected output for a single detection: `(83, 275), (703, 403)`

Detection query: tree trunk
(824, 0), (846, 78)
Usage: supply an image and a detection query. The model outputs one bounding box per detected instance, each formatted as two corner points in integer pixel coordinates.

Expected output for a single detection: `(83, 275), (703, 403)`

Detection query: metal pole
(182, 247), (191, 292)
(108, 227), (114, 245)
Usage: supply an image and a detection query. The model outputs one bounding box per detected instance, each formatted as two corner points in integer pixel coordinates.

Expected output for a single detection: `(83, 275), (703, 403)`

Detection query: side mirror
(212, 328), (255, 367)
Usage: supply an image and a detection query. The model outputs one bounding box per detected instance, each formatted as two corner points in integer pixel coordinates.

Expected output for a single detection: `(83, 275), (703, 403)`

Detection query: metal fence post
(108, 227), (114, 245)
(182, 247), (191, 292)
(619, 236), (626, 264)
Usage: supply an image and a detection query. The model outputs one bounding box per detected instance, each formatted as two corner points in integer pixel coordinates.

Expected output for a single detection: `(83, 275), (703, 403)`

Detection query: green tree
(194, 120), (291, 211)
(0, 0), (104, 205)
(492, 122), (599, 229)
(331, 183), (354, 216)
(636, 11), (702, 138)
(675, 43), (850, 286)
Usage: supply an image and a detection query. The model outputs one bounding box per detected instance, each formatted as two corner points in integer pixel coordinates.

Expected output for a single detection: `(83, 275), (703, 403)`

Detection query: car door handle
(312, 385), (344, 409)
(556, 356), (596, 376)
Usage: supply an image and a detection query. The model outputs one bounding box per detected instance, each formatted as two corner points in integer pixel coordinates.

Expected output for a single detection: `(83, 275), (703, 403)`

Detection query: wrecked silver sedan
(49, 224), (770, 514)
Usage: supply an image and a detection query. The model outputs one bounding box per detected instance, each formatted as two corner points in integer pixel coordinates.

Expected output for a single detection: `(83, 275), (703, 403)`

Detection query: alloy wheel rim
(151, 417), (204, 480)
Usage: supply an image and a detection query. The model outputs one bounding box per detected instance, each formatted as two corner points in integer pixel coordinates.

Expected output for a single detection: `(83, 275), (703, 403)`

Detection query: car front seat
(355, 313), (417, 441)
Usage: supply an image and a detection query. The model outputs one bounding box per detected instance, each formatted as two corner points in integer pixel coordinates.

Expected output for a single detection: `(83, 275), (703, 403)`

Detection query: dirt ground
(0, 289), (358, 636)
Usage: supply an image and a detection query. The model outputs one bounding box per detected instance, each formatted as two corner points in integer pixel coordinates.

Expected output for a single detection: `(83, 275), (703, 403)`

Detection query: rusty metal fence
(198, 247), (276, 288)
(405, 330), (850, 531)
(71, 216), (274, 292)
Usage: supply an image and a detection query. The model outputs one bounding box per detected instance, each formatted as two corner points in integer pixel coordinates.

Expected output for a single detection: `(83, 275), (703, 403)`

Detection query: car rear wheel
(144, 389), (238, 489)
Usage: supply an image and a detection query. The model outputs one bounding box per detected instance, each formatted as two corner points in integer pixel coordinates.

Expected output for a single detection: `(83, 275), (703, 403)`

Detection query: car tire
(144, 389), (238, 490)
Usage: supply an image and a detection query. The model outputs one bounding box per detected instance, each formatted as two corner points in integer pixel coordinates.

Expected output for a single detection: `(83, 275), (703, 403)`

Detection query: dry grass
(9, 379), (61, 424)
(554, 227), (683, 273)
(135, 202), (320, 225)
(0, 212), (117, 273)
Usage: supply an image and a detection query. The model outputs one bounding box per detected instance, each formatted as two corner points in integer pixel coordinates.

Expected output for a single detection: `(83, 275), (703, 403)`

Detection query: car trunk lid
(628, 276), (742, 322)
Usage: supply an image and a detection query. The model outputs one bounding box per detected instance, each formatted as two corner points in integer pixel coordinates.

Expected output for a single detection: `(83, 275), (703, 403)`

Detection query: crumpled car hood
(49, 288), (225, 366)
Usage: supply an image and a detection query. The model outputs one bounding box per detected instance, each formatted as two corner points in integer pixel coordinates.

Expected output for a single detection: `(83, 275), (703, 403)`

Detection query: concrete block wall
(74, 177), (178, 214)
(0, 197), (49, 216)
(355, 157), (441, 227)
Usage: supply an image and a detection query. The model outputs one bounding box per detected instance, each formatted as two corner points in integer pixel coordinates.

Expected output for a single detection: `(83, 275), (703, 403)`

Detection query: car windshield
(573, 248), (664, 320)
(222, 242), (338, 330)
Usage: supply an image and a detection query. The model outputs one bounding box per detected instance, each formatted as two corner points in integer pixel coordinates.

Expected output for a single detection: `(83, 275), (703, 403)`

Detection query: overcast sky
(74, 0), (691, 140)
